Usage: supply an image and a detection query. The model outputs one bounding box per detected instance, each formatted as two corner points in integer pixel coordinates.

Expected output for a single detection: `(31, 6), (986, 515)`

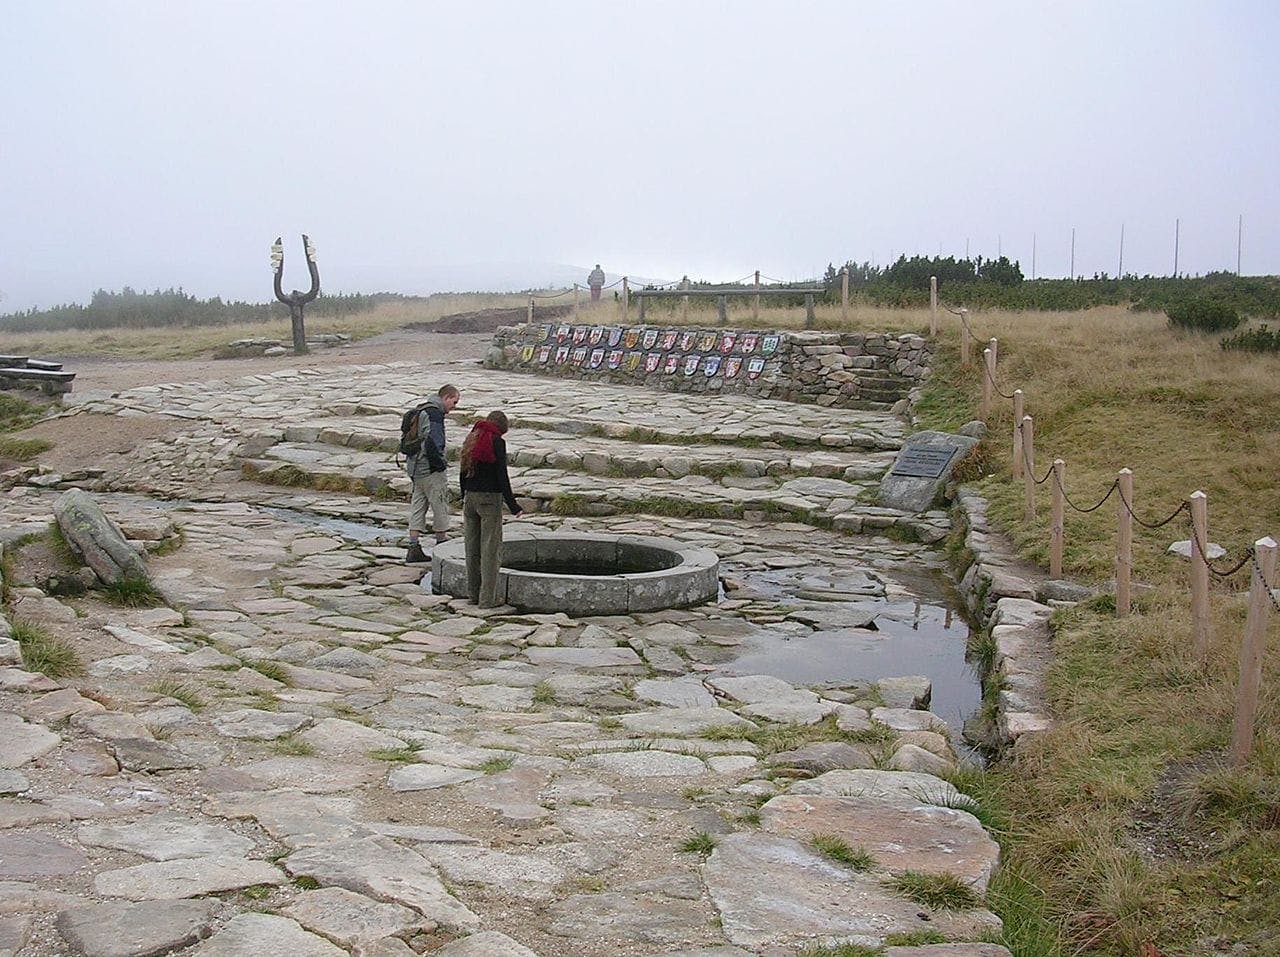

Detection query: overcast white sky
(2, 1), (1277, 311)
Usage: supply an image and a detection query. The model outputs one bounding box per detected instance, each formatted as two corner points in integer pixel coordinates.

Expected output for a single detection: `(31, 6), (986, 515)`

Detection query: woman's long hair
(459, 410), (509, 477)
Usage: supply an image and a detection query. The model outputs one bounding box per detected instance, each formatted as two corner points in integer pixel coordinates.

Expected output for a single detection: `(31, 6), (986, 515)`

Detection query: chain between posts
(982, 356), (1018, 400)
(1116, 486), (1190, 530)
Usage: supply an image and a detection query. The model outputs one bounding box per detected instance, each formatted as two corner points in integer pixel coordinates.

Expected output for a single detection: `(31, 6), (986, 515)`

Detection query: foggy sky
(3, 1), (1278, 312)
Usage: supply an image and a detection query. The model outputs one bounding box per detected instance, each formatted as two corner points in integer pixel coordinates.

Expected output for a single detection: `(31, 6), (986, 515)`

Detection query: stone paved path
(0, 356), (1008, 957)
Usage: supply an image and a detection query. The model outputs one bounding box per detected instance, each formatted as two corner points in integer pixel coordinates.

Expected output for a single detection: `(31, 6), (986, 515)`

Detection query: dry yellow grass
(0, 292), (532, 361)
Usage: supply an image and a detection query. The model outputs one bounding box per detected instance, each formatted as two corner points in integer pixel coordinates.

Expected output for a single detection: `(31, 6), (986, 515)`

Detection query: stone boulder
(878, 431), (979, 513)
(53, 490), (149, 585)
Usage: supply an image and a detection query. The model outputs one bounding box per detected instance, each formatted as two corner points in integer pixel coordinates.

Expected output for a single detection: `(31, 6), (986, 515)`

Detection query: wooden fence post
(981, 348), (993, 420)
(989, 337), (998, 371)
(1117, 468), (1134, 616)
(754, 270), (761, 323)
(1051, 459), (1065, 578)
(804, 294), (815, 329)
(681, 276), (689, 324)
(527, 297), (534, 325)
(1230, 537), (1278, 767)
(573, 283), (580, 319)
(841, 268), (849, 323)
(930, 275), (938, 336)
(717, 296), (727, 324)
(1189, 490), (1212, 657)
(960, 309), (971, 367)
(638, 296), (647, 321)
(1021, 415), (1035, 523)
(1012, 390), (1025, 479)
(622, 277), (629, 322)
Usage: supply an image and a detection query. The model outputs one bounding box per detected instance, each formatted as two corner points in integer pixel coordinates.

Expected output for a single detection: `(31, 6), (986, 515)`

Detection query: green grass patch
(678, 832), (718, 856)
(800, 944), (881, 957)
(147, 679), (205, 711)
(883, 930), (949, 946)
(10, 620), (82, 678)
(98, 574), (163, 608)
(480, 756), (515, 774)
(887, 870), (981, 910)
(532, 681), (556, 704)
(0, 435), (51, 461)
(244, 660), (291, 685)
(369, 745), (419, 763)
(270, 735), (315, 756)
(809, 834), (875, 872)
(292, 875), (321, 890)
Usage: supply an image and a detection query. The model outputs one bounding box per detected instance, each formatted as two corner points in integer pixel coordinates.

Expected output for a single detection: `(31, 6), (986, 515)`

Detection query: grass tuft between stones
(99, 574), (164, 608)
(678, 832), (718, 856)
(10, 620), (83, 678)
(809, 834), (875, 872)
(886, 870), (981, 910)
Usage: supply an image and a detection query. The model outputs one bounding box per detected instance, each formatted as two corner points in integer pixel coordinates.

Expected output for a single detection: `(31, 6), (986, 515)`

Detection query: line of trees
(0, 287), (382, 332)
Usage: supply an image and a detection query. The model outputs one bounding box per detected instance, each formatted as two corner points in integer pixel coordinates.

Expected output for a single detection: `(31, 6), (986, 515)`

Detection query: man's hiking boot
(405, 542), (428, 564)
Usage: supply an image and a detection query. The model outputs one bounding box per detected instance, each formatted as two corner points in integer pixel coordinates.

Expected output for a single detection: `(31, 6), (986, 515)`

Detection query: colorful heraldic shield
(663, 354), (681, 374)
(683, 354), (701, 376)
(607, 327), (623, 347)
(572, 326), (588, 345)
(747, 356), (766, 379)
(572, 346), (588, 365)
(520, 345), (535, 362)
(740, 333), (758, 354)
(720, 332), (737, 353)
(659, 330), (679, 351)
(556, 324), (571, 343)
(703, 355), (722, 376)
(588, 326), (605, 345)
(589, 348), (605, 368)
(539, 324), (553, 341)
(644, 352), (662, 373)
(555, 345), (571, 364)
(642, 329), (659, 349)
(761, 335), (780, 356)
(678, 330), (698, 351)
(625, 351), (643, 372)
(538, 345), (552, 364)
(624, 328), (641, 349)
(724, 356), (743, 378)
(606, 349), (623, 369)
(698, 331), (717, 352)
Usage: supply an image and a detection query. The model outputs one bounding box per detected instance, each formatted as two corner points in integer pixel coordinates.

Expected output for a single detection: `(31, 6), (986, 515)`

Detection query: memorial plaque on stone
(889, 447), (957, 479)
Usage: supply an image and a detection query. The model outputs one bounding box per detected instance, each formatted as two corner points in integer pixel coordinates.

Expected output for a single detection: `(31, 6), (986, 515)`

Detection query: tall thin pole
(1032, 233), (1037, 280)
(1173, 218), (1180, 277)
(965, 237), (970, 259)
(1070, 227), (1076, 280)
(1237, 214), (1243, 275)
(997, 234), (1002, 257)
(1118, 223), (1125, 278)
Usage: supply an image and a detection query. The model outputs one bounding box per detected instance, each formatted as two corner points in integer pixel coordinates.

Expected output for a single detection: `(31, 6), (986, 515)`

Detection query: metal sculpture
(270, 234), (320, 354)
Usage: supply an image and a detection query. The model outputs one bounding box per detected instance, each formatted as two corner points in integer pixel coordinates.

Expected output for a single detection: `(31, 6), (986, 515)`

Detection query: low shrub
(1166, 298), (1242, 333)
(1220, 323), (1280, 353)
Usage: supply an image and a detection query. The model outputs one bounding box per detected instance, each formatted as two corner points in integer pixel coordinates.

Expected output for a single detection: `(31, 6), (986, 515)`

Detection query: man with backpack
(403, 384), (460, 564)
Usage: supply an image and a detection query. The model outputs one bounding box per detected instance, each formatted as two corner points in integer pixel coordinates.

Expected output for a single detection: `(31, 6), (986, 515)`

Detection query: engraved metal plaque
(890, 447), (957, 479)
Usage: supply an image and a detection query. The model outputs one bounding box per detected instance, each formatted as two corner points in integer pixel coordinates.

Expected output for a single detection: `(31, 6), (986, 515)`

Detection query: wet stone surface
(0, 356), (1004, 956)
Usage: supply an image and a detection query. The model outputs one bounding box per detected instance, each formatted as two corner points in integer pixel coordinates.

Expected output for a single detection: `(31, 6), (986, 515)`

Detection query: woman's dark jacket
(459, 436), (521, 514)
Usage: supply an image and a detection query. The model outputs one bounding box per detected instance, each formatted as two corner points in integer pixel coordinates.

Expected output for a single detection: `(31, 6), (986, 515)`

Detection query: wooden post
(988, 337), (998, 370)
(1021, 415), (1035, 523)
(1011, 390), (1025, 479)
(960, 309), (971, 367)
(1189, 491), (1212, 657)
(929, 275), (938, 336)
(681, 276), (689, 323)
(753, 270), (761, 322)
(717, 295), (727, 324)
(841, 268), (849, 324)
(804, 294), (815, 329)
(638, 295), (647, 321)
(527, 297), (534, 325)
(573, 283), (580, 319)
(1051, 459), (1065, 578)
(1230, 537), (1278, 767)
(1116, 468), (1134, 616)
(981, 348), (993, 420)
(622, 277), (629, 322)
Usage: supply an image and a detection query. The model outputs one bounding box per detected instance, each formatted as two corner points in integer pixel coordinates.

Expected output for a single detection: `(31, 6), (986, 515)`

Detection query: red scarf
(470, 419), (504, 464)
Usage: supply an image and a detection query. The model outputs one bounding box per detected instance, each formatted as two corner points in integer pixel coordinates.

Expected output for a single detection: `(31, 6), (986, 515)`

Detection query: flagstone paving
(0, 357), (1010, 956)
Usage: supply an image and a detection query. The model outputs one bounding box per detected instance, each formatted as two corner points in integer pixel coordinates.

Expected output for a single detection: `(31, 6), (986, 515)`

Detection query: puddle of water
(258, 506), (395, 543)
(720, 562), (981, 742)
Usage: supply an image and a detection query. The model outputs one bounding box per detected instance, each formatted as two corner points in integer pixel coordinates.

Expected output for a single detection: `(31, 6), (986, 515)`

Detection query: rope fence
(945, 283), (1278, 767)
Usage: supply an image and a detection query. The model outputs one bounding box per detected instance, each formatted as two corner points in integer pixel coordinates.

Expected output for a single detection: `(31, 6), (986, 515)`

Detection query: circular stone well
(431, 530), (719, 615)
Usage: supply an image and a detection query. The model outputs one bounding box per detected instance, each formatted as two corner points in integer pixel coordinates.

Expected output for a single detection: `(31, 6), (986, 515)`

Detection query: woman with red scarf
(459, 410), (523, 607)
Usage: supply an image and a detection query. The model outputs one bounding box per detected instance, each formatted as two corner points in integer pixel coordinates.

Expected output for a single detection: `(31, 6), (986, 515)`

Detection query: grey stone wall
(483, 324), (932, 409)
